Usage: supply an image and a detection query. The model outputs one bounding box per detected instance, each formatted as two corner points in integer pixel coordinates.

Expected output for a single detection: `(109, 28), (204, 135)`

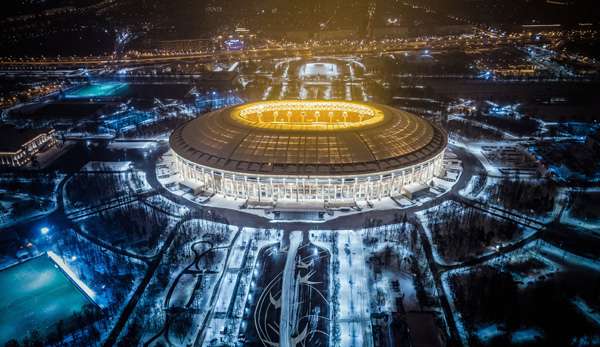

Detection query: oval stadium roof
(169, 100), (447, 176)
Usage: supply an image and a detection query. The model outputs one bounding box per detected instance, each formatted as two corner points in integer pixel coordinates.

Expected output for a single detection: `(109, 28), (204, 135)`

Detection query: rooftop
(0, 124), (53, 153)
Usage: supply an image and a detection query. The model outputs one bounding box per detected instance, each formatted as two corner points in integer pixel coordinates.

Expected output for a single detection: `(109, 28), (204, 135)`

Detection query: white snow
(572, 297), (600, 327)
(81, 161), (132, 172)
(560, 187), (600, 233)
(213, 272), (238, 314)
(538, 241), (600, 271)
(106, 141), (158, 150)
(511, 328), (543, 344)
(475, 324), (503, 341)
(335, 230), (374, 347)
(279, 231), (303, 347)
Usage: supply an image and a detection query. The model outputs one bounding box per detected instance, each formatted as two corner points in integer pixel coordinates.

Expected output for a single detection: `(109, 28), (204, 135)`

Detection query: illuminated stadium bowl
(169, 100), (447, 203)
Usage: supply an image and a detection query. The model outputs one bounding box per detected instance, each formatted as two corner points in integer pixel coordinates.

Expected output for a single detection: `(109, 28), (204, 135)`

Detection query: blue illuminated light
(224, 39), (244, 50)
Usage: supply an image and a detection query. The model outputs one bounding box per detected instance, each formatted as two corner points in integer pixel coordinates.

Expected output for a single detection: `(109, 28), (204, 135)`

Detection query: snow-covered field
(416, 200), (538, 266)
(228, 228), (281, 340)
(560, 187), (600, 233)
(64, 170), (152, 212)
(204, 228), (281, 346)
(0, 175), (64, 228)
(360, 224), (419, 313)
(106, 141), (159, 150)
(144, 195), (189, 217)
(81, 161), (132, 172)
(334, 230), (373, 347)
(442, 239), (600, 346)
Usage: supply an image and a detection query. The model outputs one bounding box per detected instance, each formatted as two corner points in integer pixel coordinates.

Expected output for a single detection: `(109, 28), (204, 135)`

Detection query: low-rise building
(0, 125), (57, 168)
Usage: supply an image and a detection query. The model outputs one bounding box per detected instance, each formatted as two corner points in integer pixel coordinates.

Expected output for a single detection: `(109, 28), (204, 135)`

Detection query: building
(0, 125), (57, 168)
(169, 100), (447, 204)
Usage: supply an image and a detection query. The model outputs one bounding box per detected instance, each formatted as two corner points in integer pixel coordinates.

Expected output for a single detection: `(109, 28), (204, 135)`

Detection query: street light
(40, 226), (50, 235)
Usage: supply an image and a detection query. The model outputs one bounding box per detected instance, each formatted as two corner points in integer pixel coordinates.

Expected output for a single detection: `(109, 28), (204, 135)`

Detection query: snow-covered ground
(477, 176), (560, 223)
(169, 274), (197, 308)
(572, 297), (600, 327)
(452, 138), (539, 179)
(415, 207), (460, 267)
(279, 231), (303, 347)
(144, 195), (189, 217)
(204, 228), (281, 346)
(309, 224), (431, 346)
(511, 328), (543, 344)
(0, 175), (64, 228)
(473, 324), (544, 345)
(335, 230), (374, 347)
(474, 324), (503, 342)
(212, 272), (238, 314)
(129, 171), (153, 193)
(81, 161), (133, 172)
(451, 139), (503, 176)
(503, 247), (562, 288)
(139, 220), (238, 346)
(360, 225), (419, 313)
(417, 200), (539, 266)
(77, 202), (179, 256)
(537, 240), (600, 271)
(106, 141), (159, 150)
(49, 224), (147, 335)
(560, 187), (600, 233)
(442, 238), (600, 346)
(229, 228), (281, 340)
(458, 174), (481, 198)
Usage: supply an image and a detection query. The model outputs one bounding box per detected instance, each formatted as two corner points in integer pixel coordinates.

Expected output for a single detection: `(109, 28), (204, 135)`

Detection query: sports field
(0, 255), (94, 345)
(64, 82), (129, 98)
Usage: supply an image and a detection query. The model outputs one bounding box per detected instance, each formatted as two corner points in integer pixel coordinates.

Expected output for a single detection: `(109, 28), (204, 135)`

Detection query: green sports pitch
(64, 82), (129, 98)
(0, 254), (95, 345)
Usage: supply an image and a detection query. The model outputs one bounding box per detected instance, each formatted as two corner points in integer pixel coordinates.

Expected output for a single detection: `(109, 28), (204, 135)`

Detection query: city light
(1, 2), (598, 346)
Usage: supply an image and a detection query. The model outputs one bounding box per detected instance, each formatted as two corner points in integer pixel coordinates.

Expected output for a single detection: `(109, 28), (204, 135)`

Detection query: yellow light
(231, 100), (385, 131)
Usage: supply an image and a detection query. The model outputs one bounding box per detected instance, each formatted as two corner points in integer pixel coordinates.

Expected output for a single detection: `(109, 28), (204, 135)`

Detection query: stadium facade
(169, 100), (447, 203)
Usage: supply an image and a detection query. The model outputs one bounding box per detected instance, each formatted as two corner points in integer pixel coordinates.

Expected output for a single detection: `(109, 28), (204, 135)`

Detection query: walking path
(279, 231), (303, 347)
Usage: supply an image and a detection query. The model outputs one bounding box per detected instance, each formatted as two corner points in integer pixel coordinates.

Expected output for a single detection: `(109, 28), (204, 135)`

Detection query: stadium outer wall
(171, 150), (445, 203)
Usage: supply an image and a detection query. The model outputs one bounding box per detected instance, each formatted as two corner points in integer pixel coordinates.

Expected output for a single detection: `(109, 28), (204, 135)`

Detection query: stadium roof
(170, 100), (447, 176)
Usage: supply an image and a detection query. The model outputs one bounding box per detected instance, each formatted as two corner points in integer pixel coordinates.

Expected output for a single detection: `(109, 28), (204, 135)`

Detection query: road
(6, 122), (598, 347)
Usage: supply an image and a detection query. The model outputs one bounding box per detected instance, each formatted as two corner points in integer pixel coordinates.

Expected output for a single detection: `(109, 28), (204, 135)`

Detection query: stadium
(169, 100), (447, 204)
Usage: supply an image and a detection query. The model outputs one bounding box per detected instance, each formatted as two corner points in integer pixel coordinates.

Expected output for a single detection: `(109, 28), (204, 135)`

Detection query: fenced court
(0, 254), (96, 345)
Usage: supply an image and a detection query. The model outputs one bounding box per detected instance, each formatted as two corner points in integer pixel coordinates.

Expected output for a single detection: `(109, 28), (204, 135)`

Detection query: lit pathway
(279, 231), (303, 347)
(336, 230), (374, 347)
